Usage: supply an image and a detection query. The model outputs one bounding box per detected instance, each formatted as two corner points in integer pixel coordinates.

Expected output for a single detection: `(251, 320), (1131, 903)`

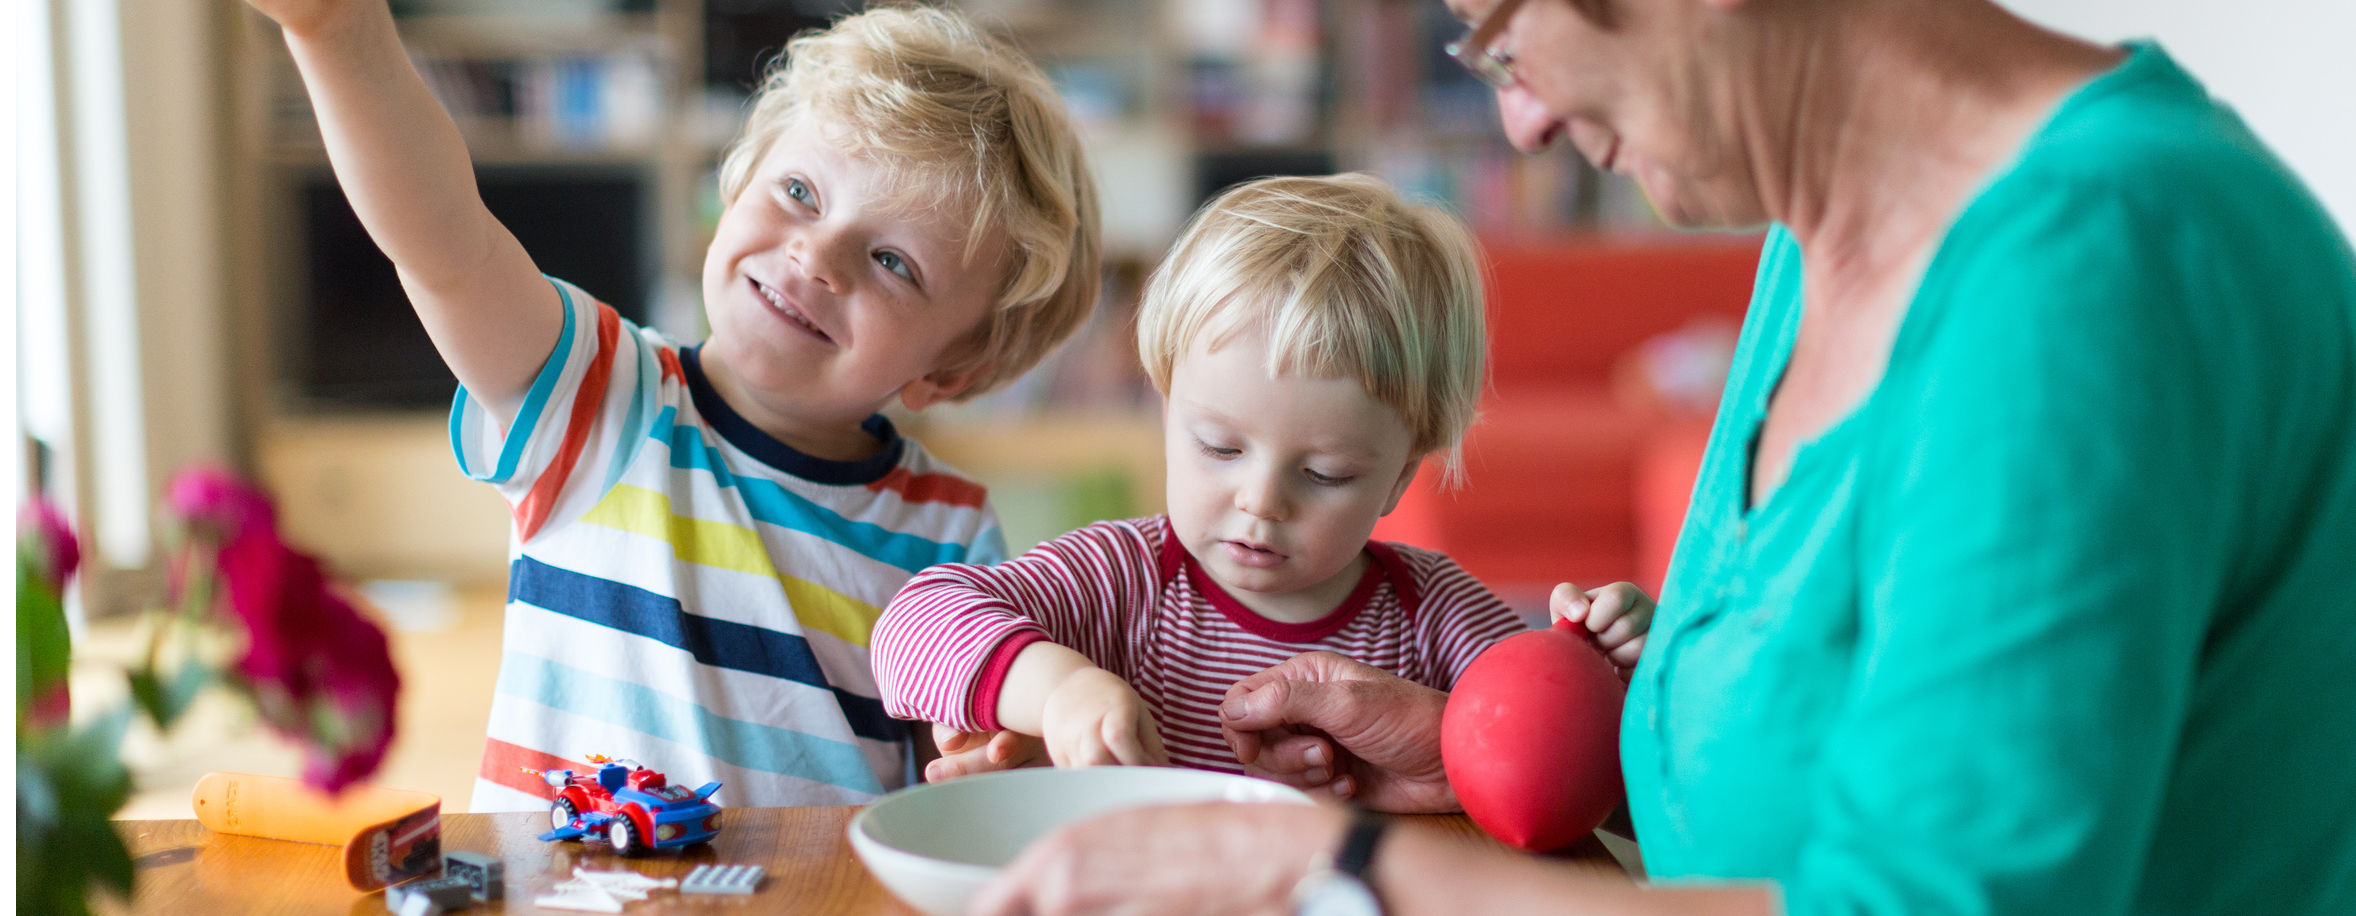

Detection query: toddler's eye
(875, 250), (914, 281)
(1198, 440), (1240, 460)
(1305, 469), (1355, 487)
(781, 177), (813, 206)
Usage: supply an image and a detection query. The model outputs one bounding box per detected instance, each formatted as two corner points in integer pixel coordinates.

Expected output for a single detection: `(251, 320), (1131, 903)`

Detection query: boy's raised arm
(254, 0), (562, 420)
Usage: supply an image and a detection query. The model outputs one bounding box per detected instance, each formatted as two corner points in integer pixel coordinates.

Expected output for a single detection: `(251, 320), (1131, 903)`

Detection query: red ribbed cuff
(969, 629), (1051, 732)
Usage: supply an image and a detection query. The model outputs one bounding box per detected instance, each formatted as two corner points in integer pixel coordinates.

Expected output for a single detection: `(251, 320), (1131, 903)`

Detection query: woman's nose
(1497, 87), (1564, 154)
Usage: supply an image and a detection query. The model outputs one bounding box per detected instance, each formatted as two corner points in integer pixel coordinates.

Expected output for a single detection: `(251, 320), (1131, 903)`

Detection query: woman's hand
(1220, 651), (1456, 813)
(925, 725), (1047, 782)
(1040, 667), (1169, 767)
(1551, 581), (1655, 669)
(969, 801), (1345, 916)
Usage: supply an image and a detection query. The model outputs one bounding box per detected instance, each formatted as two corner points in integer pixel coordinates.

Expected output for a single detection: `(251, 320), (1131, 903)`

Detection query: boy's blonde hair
(717, 4), (1100, 398)
(1137, 173), (1487, 482)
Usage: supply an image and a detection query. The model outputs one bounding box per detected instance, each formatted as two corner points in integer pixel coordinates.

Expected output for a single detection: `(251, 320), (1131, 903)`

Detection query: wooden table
(107, 807), (1621, 914)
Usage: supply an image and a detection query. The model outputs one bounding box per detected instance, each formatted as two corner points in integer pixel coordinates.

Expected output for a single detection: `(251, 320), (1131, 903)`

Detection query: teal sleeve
(1785, 180), (2231, 914)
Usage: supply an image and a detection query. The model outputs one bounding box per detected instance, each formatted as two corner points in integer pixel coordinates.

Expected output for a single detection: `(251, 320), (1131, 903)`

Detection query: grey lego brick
(680, 863), (765, 895)
(442, 850), (505, 900)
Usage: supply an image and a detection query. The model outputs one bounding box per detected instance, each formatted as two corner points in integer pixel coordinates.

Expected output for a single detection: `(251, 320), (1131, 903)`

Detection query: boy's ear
(897, 364), (986, 412)
(1378, 457), (1425, 516)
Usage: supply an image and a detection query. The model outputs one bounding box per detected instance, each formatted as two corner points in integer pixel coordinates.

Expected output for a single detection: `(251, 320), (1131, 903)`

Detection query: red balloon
(1442, 619), (1626, 852)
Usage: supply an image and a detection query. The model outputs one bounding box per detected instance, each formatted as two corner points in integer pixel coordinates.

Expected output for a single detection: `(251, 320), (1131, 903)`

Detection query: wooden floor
(76, 581), (505, 820)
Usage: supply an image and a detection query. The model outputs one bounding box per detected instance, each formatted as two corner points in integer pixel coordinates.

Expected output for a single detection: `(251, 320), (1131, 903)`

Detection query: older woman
(968, 0), (2356, 913)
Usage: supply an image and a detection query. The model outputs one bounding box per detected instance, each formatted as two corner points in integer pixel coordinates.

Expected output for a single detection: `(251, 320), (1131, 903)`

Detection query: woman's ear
(1379, 458), (1425, 516)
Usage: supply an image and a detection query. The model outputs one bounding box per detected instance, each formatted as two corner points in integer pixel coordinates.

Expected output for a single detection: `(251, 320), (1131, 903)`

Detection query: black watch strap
(1334, 808), (1390, 879)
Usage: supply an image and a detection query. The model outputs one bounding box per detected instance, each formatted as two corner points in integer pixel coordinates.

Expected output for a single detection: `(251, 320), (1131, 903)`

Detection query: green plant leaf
(17, 554), (73, 726)
(17, 708), (135, 916)
(126, 660), (212, 731)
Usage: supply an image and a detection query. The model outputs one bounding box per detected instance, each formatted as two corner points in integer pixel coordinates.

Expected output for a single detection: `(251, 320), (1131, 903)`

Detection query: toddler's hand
(1040, 668), (1169, 768)
(926, 724), (1046, 782)
(1550, 581), (1655, 669)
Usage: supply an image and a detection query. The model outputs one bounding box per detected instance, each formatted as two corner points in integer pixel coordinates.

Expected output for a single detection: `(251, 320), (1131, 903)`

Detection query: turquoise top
(1623, 43), (2356, 914)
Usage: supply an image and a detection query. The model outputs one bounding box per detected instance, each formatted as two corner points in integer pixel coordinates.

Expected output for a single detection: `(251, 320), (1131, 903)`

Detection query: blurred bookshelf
(223, 0), (1663, 570)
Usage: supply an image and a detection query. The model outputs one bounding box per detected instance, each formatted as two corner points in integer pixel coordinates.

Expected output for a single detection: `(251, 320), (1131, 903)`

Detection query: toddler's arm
(250, 0), (561, 420)
(872, 521), (1169, 767)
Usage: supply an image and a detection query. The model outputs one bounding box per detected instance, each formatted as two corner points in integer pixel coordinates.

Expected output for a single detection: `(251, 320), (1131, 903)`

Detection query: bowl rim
(847, 767), (1314, 881)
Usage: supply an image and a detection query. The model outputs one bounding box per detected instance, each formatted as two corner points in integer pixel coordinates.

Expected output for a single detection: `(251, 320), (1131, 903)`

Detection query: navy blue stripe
(508, 556), (903, 742)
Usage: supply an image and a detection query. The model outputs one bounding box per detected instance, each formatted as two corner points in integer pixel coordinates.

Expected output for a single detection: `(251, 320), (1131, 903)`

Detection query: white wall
(2001, 0), (2356, 234)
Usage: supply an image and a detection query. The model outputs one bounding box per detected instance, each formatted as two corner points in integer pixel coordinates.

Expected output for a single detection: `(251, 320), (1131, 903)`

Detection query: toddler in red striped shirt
(872, 174), (1652, 780)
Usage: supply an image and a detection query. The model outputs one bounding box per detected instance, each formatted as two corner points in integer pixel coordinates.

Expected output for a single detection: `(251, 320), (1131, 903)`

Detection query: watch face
(1293, 870), (1382, 916)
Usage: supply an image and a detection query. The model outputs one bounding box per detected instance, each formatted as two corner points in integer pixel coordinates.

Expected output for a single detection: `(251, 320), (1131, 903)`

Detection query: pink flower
(19, 500), (80, 591)
(177, 470), (401, 795)
(213, 529), (401, 795)
(166, 467), (277, 543)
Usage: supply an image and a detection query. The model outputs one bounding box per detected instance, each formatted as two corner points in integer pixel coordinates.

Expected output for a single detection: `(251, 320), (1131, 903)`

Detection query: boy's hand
(926, 725), (1047, 782)
(243, 0), (362, 37)
(1550, 581), (1655, 669)
(1039, 668), (1168, 768)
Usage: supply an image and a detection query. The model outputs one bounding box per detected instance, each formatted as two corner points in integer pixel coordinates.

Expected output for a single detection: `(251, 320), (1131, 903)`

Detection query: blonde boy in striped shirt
(873, 175), (1650, 781)
(247, 0), (1101, 809)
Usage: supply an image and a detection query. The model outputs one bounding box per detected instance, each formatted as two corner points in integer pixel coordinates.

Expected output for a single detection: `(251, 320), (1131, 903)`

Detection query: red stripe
(655, 346), (683, 384)
(514, 305), (621, 541)
(867, 467), (988, 509)
(478, 737), (589, 801)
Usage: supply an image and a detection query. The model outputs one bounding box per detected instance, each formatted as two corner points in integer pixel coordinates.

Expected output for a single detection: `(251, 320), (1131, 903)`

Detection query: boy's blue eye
(782, 178), (813, 206)
(875, 250), (914, 281)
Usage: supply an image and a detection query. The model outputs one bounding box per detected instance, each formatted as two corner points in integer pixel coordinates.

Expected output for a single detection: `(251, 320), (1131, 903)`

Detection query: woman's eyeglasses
(1444, 0), (1530, 90)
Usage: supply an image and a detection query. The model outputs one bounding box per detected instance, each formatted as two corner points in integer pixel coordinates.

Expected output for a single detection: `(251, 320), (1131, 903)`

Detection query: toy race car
(528, 755), (723, 856)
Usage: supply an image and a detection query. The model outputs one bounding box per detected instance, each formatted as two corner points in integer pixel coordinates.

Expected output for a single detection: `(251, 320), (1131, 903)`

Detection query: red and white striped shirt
(872, 516), (1530, 772)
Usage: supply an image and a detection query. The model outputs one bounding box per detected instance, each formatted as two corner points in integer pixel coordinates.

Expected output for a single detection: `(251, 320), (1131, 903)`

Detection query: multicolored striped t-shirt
(456, 279), (1006, 811)
(872, 516), (1528, 771)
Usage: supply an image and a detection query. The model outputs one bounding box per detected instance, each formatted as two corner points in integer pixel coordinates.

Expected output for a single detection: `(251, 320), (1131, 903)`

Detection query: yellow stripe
(581, 485), (883, 647)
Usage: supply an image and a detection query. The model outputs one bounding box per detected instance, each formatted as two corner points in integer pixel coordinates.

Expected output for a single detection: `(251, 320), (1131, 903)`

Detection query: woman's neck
(1756, 0), (2123, 299)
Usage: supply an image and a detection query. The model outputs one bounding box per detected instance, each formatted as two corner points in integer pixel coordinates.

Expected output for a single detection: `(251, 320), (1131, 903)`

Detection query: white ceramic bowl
(848, 767), (1312, 916)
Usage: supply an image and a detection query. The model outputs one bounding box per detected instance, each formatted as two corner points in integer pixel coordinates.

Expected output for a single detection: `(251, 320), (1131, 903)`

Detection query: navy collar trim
(678, 344), (906, 485)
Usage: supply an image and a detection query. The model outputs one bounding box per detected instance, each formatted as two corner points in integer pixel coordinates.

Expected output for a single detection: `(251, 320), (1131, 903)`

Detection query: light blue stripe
(645, 409), (968, 573)
(599, 341), (663, 497)
(497, 651), (885, 795)
(450, 277), (580, 484)
(966, 524), (1010, 566)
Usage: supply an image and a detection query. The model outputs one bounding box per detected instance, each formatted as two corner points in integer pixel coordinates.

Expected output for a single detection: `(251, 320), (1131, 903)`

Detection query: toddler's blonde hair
(1137, 173), (1487, 482)
(717, 4), (1100, 398)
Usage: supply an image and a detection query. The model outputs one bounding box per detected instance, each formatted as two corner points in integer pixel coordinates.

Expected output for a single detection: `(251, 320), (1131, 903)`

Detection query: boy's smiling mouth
(750, 277), (834, 344)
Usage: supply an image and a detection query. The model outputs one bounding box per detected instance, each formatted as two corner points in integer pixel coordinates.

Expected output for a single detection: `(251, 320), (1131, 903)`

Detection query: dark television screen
(295, 165), (653, 409)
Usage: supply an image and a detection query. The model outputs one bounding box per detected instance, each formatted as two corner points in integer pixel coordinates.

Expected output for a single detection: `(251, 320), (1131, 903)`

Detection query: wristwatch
(1290, 807), (1389, 916)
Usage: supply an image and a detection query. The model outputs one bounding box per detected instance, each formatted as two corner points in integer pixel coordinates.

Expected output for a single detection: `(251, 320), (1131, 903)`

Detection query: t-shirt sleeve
(1782, 177), (2232, 915)
(1402, 548), (1533, 690)
(870, 520), (1162, 731)
(447, 277), (666, 542)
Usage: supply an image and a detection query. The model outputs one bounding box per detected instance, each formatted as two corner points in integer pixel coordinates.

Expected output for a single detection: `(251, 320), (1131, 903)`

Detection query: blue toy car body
(531, 757), (722, 856)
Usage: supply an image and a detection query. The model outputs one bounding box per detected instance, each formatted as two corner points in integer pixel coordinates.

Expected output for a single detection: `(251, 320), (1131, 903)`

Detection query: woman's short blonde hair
(1137, 173), (1488, 482)
(716, 4), (1100, 398)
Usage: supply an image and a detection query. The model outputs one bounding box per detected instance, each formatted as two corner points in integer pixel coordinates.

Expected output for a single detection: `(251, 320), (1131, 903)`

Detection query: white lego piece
(681, 863), (766, 895)
(393, 892), (439, 916)
(569, 866), (678, 900)
(532, 885), (625, 913)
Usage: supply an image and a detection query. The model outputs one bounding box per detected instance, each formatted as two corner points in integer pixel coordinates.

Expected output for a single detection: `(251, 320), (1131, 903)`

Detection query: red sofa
(1373, 234), (1761, 597)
